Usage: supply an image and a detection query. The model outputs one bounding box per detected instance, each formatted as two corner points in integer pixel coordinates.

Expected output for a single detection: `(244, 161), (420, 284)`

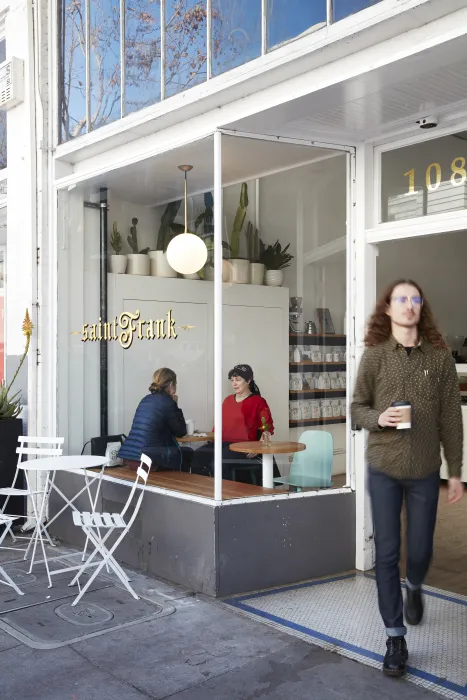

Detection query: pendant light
(166, 165), (208, 275)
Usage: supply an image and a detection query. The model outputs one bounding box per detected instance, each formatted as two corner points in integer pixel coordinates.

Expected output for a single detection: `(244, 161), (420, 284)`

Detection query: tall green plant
(156, 200), (182, 252)
(0, 310), (33, 420)
(110, 221), (123, 254)
(230, 183), (248, 258)
(246, 221), (260, 262)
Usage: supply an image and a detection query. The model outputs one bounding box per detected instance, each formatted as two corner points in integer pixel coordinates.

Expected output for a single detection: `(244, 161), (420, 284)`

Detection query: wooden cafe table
(229, 441), (306, 488)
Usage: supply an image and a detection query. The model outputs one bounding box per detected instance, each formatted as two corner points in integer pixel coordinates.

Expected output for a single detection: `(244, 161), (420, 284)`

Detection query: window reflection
(60, 0), (87, 141)
(125, 0), (161, 114)
(333, 0), (382, 22)
(165, 0), (207, 97)
(212, 0), (261, 77)
(89, 0), (121, 129)
(267, 0), (326, 50)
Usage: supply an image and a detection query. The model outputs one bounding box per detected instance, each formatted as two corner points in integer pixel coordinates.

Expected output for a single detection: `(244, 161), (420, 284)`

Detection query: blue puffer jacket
(118, 391), (187, 468)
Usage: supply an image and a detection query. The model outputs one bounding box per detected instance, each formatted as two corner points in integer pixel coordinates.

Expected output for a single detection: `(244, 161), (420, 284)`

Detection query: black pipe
(99, 188), (108, 436)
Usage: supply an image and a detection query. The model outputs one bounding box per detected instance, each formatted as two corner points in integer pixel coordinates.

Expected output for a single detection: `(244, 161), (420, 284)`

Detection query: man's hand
(378, 407), (401, 428)
(447, 477), (464, 504)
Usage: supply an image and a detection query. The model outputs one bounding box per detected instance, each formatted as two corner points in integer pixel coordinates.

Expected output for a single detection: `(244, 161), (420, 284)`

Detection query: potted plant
(195, 193), (232, 283)
(109, 222), (127, 274)
(126, 218), (150, 275)
(229, 182), (250, 284)
(150, 201), (180, 278)
(259, 239), (294, 287)
(0, 310), (33, 517)
(246, 221), (264, 285)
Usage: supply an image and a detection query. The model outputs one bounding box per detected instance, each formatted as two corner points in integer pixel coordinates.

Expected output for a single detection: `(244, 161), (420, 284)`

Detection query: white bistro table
(19, 455), (109, 587)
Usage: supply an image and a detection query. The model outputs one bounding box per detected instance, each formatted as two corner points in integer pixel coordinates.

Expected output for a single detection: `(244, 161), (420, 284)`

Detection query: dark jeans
(124, 445), (194, 473)
(368, 466), (440, 636)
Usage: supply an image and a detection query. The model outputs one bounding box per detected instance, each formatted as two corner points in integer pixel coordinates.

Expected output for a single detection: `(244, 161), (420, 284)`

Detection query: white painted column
(213, 130), (223, 502)
(5, 0), (37, 425)
(353, 144), (377, 572)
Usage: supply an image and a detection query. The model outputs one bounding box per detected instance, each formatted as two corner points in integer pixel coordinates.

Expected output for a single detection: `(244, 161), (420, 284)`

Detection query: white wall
(108, 193), (161, 254)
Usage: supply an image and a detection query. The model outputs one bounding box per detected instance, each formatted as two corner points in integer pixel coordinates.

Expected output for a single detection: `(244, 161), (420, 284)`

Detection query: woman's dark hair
(365, 279), (447, 348)
(149, 367), (177, 394)
(228, 364), (261, 395)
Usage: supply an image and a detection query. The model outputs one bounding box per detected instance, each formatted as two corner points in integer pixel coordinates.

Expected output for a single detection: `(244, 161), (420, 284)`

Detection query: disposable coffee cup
(392, 401), (411, 430)
(185, 419), (195, 436)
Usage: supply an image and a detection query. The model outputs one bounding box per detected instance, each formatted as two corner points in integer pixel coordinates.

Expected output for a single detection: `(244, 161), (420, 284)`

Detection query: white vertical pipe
(327, 0), (333, 24)
(214, 130), (223, 503)
(296, 190), (304, 299)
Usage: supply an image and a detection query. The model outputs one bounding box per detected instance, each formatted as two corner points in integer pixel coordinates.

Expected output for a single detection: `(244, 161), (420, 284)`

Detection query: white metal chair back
(69, 453), (152, 605)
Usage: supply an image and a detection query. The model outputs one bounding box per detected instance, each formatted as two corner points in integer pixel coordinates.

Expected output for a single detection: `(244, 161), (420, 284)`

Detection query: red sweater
(220, 394), (274, 443)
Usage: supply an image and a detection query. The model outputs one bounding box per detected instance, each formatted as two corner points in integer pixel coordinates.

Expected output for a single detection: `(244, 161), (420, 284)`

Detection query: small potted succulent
(126, 218), (150, 275)
(259, 239), (294, 287)
(109, 222), (127, 274)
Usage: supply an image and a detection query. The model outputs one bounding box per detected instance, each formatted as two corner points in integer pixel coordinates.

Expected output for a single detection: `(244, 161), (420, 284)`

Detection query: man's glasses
(391, 295), (423, 306)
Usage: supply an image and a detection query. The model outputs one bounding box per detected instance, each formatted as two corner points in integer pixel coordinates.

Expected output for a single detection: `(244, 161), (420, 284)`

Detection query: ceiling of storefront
(224, 34), (467, 142)
(79, 135), (342, 207)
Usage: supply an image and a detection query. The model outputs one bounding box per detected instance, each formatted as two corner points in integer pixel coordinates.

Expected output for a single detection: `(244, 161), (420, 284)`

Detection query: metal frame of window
(57, 0), (381, 141)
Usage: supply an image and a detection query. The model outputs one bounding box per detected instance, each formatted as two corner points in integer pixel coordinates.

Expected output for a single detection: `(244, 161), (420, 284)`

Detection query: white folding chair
(0, 437), (64, 553)
(0, 517), (24, 595)
(69, 454), (152, 606)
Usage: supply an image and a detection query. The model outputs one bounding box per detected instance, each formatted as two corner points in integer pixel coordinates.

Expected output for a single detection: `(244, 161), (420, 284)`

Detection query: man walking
(351, 279), (464, 677)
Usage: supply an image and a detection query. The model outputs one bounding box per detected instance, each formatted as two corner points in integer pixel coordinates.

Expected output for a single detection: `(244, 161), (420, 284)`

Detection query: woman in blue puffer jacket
(118, 367), (193, 472)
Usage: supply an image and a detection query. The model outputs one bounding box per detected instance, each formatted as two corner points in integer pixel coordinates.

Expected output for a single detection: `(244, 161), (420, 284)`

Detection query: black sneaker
(404, 587), (423, 626)
(383, 636), (408, 677)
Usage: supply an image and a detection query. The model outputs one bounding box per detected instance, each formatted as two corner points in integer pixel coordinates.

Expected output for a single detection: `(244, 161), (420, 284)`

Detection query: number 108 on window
(404, 157), (467, 194)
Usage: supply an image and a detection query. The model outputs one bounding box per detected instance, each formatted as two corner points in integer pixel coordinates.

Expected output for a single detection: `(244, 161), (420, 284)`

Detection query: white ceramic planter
(265, 269), (284, 287)
(230, 259), (250, 284)
(183, 272), (200, 280)
(109, 254), (127, 274)
(203, 260), (233, 283)
(249, 262), (265, 285)
(127, 254), (150, 276)
(148, 251), (177, 278)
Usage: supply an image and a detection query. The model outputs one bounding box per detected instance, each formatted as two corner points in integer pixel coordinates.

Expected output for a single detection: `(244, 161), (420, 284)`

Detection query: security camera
(416, 116), (438, 129)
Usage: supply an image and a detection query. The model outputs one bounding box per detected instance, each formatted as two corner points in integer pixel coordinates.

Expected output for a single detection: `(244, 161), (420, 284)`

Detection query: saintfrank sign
(81, 310), (178, 349)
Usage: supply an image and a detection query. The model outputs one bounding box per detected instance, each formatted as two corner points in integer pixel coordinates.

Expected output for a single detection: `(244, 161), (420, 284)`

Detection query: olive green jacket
(351, 337), (463, 479)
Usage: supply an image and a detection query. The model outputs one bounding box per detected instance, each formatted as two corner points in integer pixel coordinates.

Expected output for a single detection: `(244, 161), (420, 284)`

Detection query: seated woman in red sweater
(192, 364), (280, 483)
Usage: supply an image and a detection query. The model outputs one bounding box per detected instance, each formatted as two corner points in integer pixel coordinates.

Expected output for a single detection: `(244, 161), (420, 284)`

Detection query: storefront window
(57, 134), (350, 496)
(266, 0), (326, 50)
(0, 207), (6, 385)
(0, 38), (7, 166)
(212, 0), (261, 77)
(381, 131), (467, 223)
(333, 0), (382, 22)
(60, 0), (87, 140)
(125, 0), (162, 114)
(89, 0), (121, 130)
(165, 0), (207, 97)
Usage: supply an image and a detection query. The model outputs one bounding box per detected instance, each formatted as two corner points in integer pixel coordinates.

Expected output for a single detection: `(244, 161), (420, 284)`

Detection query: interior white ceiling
(224, 34), (467, 142)
(80, 135), (341, 207)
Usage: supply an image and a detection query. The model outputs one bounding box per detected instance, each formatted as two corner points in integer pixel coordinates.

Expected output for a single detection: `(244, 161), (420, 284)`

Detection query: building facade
(3, 0), (467, 583)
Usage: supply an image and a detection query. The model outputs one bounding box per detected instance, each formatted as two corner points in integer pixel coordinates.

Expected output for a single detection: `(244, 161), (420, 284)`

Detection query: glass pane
(60, 0), (87, 141)
(212, 0), (261, 77)
(0, 39), (6, 64)
(333, 0), (382, 22)
(220, 135), (348, 492)
(381, 131), (467, 223)
(0, 112), (6, 170)
(165, 0), (207, 97)
(267, 0), (326, 50)
(89, 0), (121, 130)
(125, 0), (161, 114)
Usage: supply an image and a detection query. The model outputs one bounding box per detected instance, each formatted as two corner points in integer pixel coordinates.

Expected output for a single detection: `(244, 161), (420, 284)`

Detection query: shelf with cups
(289, 417), (347, 427)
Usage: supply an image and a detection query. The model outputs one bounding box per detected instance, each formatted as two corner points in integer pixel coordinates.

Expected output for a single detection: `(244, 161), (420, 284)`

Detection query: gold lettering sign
(81, 309), (178, 349)
(404, 157), (467, 194)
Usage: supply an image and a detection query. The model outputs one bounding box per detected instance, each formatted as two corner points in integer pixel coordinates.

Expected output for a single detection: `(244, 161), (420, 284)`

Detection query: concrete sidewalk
(0, 551), (440, 700)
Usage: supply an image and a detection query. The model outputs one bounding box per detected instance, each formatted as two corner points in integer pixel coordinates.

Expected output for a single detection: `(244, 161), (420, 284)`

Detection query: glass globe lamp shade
(166, 233), (208, 275)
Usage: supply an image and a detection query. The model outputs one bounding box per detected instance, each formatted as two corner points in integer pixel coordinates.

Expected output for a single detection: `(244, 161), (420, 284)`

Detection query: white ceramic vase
(230, 259), (250, 284)
(127, 254), (150, 276)
(109, 254), (127, 274)
(265, 269), (284, 287)
(148, 250), (177, 278)
(249, 262), (265, 285)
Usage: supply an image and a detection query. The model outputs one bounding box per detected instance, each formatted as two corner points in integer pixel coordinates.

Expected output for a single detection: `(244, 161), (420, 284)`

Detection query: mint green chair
(274, 430), (333, 491)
